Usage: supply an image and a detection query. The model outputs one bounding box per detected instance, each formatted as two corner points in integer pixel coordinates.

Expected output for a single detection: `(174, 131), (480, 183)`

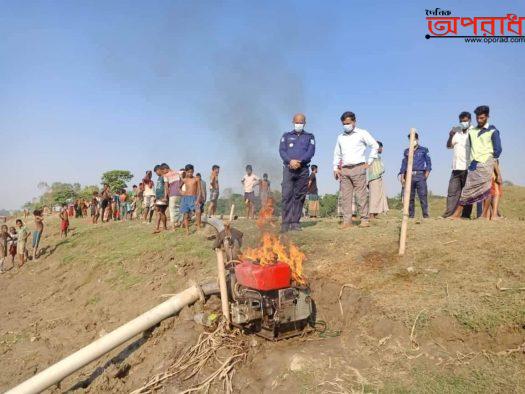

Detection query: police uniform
(399, 146), (432, 218)
(279, 130), (316, 231)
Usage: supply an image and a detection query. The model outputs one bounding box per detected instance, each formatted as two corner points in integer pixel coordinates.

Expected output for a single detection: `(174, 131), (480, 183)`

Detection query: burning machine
(226, 259), (314, 340)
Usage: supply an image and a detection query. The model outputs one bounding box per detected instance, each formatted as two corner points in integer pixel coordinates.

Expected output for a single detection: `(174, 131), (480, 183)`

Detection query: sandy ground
(1, 191), (524, 393)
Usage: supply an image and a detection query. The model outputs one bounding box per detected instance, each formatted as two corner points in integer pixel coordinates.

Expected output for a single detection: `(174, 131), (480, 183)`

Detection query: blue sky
(1, 0), (524, 210)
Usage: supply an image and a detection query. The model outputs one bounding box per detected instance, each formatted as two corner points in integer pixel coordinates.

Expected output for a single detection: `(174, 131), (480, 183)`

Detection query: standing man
(163, 164), (183, 229)
(368, 142), (389, 218)
(398, 132), (432, 218)
(279, 113), (315, 232)
(307, 165), (319, 218)
(443, 111), (473, 218)
(451, 105), (502, 219)
(333, 111), (379, 228)
(207, 165), (220, 217)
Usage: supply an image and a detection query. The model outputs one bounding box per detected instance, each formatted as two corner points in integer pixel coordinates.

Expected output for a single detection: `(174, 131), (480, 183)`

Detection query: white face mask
(413, 140), (419, 148)
(343, 124), (354, 133)
(294, 123), (304, 133)
(460, 121), (470, 129)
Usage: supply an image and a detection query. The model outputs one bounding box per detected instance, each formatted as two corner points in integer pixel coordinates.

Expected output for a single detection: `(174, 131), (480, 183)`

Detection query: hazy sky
(1, 0), (524, 210)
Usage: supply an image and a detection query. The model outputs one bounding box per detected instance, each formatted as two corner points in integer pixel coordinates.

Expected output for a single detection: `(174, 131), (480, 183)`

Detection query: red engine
(234, 260), (291, 291)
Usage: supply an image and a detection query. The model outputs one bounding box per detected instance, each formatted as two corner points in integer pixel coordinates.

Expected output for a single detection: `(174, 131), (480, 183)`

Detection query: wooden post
(229, 204), (235, 223)
(215, 248), (230, 325)
(399, 128), (417, 256)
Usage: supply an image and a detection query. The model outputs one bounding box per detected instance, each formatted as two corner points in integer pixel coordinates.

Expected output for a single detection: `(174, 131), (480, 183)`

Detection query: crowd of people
(1, 105), (504, 272)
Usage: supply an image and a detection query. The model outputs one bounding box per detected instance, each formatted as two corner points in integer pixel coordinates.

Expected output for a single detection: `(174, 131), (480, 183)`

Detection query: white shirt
(332, 127), (379, 170)
(449, 128), (471, 170)
(242, 174), (259, 193)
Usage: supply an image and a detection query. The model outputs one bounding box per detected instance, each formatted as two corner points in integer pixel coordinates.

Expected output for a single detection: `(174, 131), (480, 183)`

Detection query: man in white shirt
(443, 111), (473, 218)
(333, 111), (379, 228)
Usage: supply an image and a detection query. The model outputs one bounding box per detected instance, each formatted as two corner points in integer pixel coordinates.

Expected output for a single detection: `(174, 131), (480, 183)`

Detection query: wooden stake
(215, 248), (230, 325)
(399, 128), (417, 256)
(229, 204), (235, 223)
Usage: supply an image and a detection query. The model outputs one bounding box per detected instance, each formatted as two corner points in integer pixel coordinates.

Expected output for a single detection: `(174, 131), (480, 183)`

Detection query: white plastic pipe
(6, 285), (207, 394)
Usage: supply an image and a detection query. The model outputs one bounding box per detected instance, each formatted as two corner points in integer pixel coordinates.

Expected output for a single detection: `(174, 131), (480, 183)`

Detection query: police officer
(398, 132), (432, 218)
(279, 113), (316, 232)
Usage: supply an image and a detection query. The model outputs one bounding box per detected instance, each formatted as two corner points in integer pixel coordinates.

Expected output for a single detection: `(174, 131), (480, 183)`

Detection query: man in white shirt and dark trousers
(333, 111), (379, 228)
(443, 111), (473, 218)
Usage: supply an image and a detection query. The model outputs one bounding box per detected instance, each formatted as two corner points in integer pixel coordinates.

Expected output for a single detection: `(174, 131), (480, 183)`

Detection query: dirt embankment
(1, 211), (525, 393)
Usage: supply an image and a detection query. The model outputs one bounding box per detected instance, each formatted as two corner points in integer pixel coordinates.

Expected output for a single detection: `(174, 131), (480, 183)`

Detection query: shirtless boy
(100, 184), (111, 223)
(91, 191), (100, 224)
(180, 164), (202, 235)
(32, 209), (44, 261)
(60, 205), (70, 238)
(207, 165), (220, 217)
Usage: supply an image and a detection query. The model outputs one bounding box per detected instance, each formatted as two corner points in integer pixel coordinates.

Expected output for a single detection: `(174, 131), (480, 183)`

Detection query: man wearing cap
(279, 113), (316, 232)
(398, 132), (432, 218)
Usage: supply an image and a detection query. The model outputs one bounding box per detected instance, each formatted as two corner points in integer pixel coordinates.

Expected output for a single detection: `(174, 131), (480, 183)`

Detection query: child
(8, 227), (17, 268)
(259, 173), (271, 208)
(180, 164), (202, 235)
(16, 219), (29, 268)
(119, 189), (128, 221)
(307, 165), (320, 218)
(91, 191), (100, 224)
(32, 209), (44, 261)
(135, 183), (144, 220)
(195, 173), (207, 228)
(488, 162), (503, 220)
(142, 171), (156, 223)
(60, 206), (70, 238)
(241, 165), (260, 219)
(207, 165), (220, 217)
(153, 164), (168, 233)
(0, 225), (12, 273)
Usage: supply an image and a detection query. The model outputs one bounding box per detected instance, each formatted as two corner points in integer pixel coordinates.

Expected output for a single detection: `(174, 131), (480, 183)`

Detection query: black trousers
(443, 170), (472, 218)
(281, 166), (309, 230)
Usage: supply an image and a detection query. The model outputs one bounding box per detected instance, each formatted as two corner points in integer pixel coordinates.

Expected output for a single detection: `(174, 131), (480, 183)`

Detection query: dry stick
(338, 283), (358, 318)
(410, 309), (426, 350)
(399, 128), (416, 256)
(496, 278), (525, 291)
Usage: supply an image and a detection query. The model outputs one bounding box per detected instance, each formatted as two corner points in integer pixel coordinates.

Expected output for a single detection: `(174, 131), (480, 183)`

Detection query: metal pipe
(6, 283), (218, 394)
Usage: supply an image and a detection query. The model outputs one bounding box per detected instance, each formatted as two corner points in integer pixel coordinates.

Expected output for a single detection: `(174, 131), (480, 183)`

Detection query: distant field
(1, 186), (524, 393)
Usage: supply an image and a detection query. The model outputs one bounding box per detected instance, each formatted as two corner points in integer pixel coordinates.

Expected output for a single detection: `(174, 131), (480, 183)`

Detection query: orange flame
(241, 197), (306, 285)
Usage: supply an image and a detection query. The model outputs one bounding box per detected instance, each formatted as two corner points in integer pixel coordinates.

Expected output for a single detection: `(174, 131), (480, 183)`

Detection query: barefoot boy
(91, 191), (100, 224)
(60, 205), (70, 238)
(195, 173), (207, 228)
(16, 219), (29, 268)
(207, 165), (220, 217)
(0, 225), (12, 273)
(241, 165), (260, 219)
(32, 209), (44, 261)
(8, 227), (17, 268)
(180, 164), (202, 235)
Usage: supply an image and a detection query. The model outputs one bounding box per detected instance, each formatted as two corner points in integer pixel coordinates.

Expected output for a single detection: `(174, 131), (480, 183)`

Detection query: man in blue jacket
(279, 113), (316, 232)
(399, 132), (432, 218)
